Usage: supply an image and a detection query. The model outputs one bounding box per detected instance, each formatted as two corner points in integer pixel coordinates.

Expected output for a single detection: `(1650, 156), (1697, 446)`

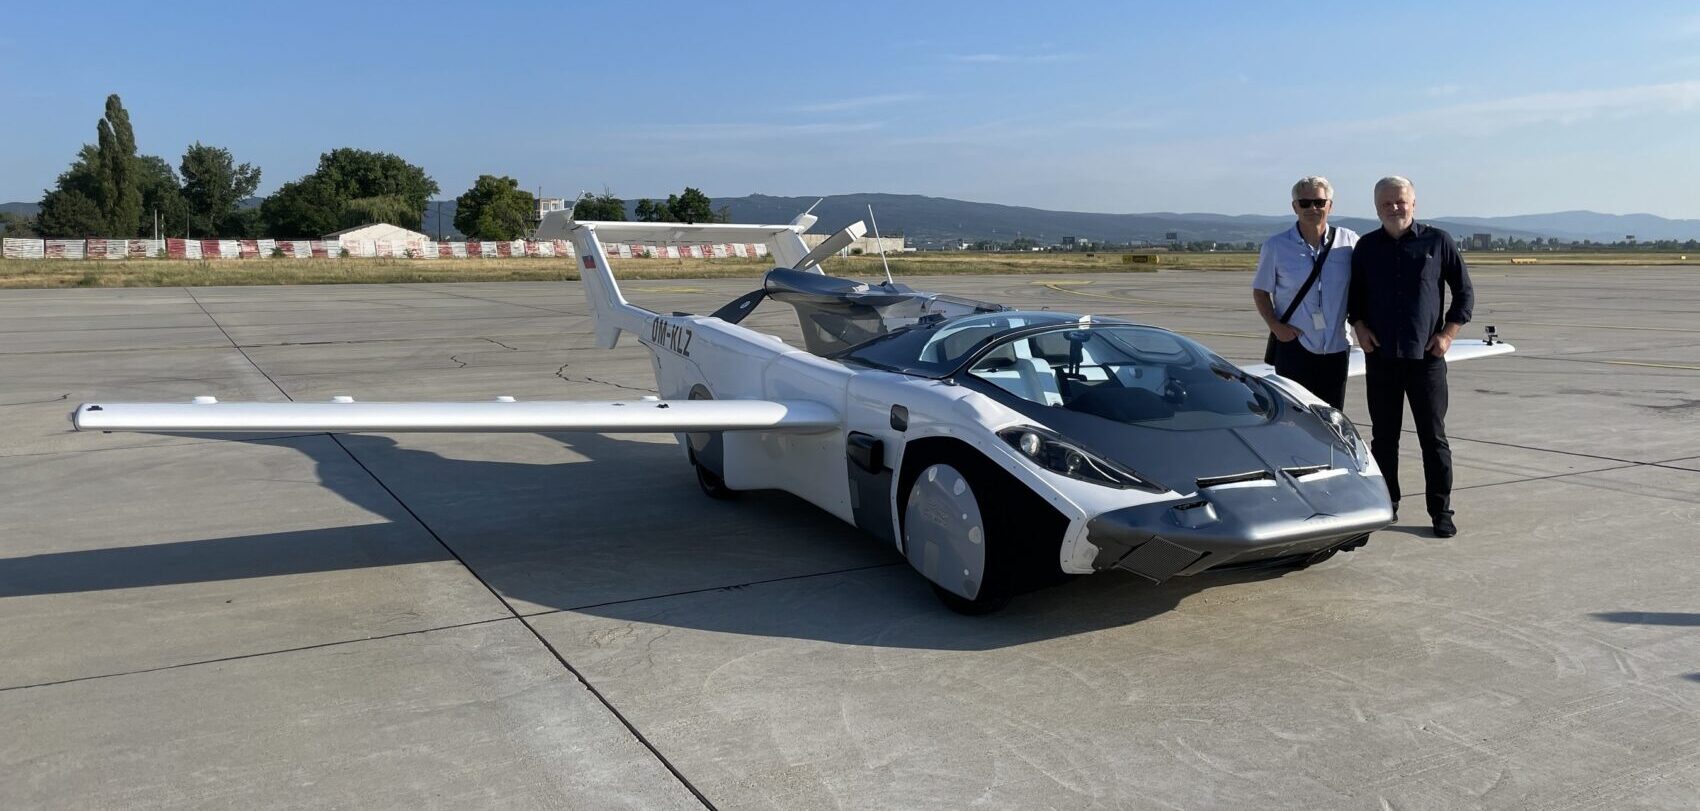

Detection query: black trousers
(1272, 340), (1349, 409)
(1364, 352), (1452, 518)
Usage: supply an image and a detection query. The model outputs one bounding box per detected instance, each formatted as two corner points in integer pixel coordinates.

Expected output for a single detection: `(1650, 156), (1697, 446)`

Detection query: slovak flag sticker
(583, 256), (596, 269)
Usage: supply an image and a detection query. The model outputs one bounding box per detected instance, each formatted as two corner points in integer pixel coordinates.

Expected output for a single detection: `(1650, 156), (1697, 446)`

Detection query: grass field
(1, 250), (1693, 288)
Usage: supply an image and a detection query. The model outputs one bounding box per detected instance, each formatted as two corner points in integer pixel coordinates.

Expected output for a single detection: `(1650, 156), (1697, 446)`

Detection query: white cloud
(947, 51), (1078, 64)
(791, 94), (924, 113)
(1342, 80), (1700, 138)
(627, 121), (885, 142)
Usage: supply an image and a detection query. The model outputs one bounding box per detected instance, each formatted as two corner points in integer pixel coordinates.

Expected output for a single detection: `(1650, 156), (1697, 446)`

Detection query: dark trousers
(1272, 340), (1349, 409)
(1364, 352), (1452, 518)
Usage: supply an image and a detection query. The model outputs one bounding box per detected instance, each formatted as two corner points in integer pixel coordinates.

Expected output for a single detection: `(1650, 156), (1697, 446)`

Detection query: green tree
(453, 175), (536, 239)
(180, 142), (261, 237)
(261, 149), (438, 237)
(260, 175), (345, 237)
(95, 94), (142, 236)
(665, 187), (714, 224)
(0, 211), (38, 237)
(37, 145), (107, 237)
(36, 189), (106, 237)
(634, 198), (674, 222)
(572, 188), (627, 221)
(316, 148), (437, 225)
(340, 195), (420, 229)
(133, 155), (188, 238)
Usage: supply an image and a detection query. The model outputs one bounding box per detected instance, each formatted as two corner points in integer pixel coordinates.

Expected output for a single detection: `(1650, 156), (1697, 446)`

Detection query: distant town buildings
(536, 197), (567, 222)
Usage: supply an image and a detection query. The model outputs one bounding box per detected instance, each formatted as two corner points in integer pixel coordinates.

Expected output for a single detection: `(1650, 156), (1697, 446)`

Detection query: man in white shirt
(1252, 176), (1359, 408)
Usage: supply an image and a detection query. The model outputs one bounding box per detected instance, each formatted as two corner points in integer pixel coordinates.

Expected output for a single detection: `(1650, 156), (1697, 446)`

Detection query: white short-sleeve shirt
(1252, 224), (1359, 355)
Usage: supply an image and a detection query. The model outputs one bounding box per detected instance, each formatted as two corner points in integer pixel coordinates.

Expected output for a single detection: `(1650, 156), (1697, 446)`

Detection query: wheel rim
(904, 463), (987, 599)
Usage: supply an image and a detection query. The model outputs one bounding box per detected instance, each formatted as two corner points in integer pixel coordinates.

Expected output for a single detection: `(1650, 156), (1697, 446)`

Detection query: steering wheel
(1161, 377), (1187, 404)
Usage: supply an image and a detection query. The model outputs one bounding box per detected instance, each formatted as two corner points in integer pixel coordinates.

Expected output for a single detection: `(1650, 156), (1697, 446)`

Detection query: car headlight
(1312, 406), (1370, 468)
(997, 426), (1165, 492)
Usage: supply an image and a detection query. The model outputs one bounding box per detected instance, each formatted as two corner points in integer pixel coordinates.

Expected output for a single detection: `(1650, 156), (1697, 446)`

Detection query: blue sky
(4, 0), (1698, 219)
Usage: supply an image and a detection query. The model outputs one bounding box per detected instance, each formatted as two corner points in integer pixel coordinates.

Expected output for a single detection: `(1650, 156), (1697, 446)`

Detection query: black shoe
(1432, 514), (1457, 538)
(1391, 503), (1399, 522)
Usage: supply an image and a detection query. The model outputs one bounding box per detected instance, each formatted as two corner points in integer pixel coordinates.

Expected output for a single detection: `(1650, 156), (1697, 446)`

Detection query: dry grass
(4, 250), (1690, 289)
(0, 251), (1170, 289)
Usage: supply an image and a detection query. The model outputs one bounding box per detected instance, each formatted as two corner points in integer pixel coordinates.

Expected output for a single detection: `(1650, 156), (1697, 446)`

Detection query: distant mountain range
(6, 195), (1698, 244)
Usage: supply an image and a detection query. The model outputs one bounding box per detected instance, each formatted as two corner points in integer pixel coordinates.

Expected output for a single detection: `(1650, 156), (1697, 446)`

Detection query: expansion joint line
(185, 288), (295, 402)
(328, 436), (718, 811)
(184, 287), (715, 808)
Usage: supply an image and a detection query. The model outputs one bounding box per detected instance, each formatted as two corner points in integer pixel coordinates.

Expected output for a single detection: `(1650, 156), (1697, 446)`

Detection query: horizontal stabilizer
(71, 398), (840, 434)
(534, 218), (804, 245)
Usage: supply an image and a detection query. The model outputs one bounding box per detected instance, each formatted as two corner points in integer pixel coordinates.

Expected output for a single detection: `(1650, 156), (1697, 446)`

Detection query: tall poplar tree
(95, 94), (142, 236)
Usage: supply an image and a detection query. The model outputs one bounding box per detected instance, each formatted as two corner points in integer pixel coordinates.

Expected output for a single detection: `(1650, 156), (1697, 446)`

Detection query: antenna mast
(867, 204), (894, 286)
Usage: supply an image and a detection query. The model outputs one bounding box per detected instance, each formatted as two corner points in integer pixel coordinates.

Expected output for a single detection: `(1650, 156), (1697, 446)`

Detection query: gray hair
(1374, 176), (1415, 197)
(1291, 176), (1333, 200)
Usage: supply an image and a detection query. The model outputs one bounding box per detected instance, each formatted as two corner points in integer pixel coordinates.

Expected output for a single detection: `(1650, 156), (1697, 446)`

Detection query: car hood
(988, 390), (1352, 493)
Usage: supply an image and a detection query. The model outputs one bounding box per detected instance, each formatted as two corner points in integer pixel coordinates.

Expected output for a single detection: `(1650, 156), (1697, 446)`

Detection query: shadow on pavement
(2, 431), (1310, 651)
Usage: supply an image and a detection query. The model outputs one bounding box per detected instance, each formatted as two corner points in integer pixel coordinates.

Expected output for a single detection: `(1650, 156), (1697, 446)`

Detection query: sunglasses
(1295, 198), (1330, 209)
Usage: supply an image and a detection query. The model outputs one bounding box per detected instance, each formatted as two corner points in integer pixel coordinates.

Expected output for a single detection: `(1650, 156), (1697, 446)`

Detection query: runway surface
(2, 266), (1697, 809)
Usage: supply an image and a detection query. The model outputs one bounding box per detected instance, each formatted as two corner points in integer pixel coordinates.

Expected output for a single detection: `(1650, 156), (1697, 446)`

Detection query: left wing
(71, 397), (839, 434)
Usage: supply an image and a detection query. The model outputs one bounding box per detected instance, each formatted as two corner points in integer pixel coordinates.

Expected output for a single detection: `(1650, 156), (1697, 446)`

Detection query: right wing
(71, 397), (839, 434)
(1241, 338), (1515, 379)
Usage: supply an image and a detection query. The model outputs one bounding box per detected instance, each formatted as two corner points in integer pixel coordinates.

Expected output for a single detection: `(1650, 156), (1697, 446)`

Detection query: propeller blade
(793, 221), (867, 271)
(710, 288), (768, 324)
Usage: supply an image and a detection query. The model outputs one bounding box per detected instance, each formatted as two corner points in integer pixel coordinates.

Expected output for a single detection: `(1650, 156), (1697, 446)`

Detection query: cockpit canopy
(845, 319), (1279, 430)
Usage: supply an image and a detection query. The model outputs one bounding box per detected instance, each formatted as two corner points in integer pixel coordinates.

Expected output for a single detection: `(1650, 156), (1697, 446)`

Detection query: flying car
(72, 210), (1513, 613)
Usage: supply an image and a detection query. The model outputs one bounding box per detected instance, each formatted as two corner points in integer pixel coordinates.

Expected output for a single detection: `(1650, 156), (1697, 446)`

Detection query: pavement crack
(0, 393), (69, 407)
(555, 363), (656, 393)
(480, 337), (520, 351)
(448, 355), (468, 368)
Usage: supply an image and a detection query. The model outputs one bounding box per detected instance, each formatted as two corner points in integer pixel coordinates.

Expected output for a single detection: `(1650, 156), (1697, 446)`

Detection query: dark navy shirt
(1347, 222), (1473, 360)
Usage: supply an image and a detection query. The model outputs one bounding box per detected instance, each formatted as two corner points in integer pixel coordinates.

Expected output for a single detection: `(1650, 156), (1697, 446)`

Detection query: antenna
(867, 204), (894, 287)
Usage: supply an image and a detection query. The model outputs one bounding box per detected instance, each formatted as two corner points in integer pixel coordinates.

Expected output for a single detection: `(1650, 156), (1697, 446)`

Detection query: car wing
(1240, 338), (1515, 379)
(71, 398), (839, 434)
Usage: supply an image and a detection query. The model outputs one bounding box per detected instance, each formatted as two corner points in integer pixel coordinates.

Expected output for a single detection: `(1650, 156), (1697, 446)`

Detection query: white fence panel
(3, 238), (45, 258)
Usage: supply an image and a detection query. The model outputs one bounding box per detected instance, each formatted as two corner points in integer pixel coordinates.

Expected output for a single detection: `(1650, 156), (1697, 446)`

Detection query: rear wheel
(689, 447), (738, 500)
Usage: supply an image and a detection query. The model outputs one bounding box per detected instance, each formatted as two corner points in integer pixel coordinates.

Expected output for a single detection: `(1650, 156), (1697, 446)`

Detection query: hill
(6, 195), (1698, 244)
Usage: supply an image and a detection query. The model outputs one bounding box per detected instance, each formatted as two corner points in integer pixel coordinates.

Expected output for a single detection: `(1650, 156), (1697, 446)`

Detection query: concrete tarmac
(1, 266), (1696, 809)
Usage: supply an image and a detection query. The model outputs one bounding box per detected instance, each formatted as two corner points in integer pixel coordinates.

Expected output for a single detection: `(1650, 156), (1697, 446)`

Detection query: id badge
(1311, 312), (1326, 331)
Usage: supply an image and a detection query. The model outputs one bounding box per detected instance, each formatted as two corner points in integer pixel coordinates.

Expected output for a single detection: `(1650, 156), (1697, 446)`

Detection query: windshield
(966, 325), (1276, 430)
(836, 311), (1076, 375)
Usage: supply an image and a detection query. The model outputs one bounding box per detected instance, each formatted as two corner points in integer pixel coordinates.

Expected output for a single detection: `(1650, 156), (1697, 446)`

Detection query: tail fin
(533, 213), (831, 348)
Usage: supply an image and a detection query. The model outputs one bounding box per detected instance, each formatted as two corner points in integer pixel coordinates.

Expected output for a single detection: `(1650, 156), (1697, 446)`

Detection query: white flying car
(73, 211), (1512, 613)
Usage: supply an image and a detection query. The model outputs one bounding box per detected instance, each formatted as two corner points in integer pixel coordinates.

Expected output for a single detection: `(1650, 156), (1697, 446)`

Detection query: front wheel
(903, 462), (1010, 615)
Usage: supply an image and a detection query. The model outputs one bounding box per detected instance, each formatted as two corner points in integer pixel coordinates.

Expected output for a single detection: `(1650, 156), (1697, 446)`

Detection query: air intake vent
(1195, 470), (1274, 489)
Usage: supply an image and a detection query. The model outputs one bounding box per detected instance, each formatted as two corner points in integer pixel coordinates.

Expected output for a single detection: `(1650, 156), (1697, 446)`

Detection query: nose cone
(1087, 469), (1392, 582)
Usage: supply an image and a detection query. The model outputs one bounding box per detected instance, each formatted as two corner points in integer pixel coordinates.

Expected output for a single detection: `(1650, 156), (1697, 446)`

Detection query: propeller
(710, 207), (869, 325)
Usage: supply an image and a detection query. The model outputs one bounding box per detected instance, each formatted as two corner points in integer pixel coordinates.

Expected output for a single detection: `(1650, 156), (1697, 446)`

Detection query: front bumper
(1086, 471), (1393, 582)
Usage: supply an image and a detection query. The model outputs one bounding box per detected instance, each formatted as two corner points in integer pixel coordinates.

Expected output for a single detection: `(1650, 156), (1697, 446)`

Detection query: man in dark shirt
(1347, 176), (1474, 537)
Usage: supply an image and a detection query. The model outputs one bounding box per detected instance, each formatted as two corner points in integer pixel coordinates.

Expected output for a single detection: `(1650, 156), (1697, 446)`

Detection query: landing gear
(689, 447), (738, 500)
